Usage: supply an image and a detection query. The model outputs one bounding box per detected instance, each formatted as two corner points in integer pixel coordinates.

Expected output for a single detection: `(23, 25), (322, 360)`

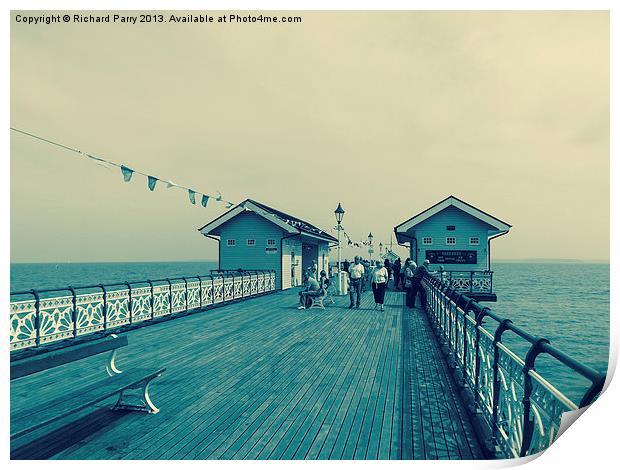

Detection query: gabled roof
(394, 195), (511, 234)
(198, 199), (338, 243)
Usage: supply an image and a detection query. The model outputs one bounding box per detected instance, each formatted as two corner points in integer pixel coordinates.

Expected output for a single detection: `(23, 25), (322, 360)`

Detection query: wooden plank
(262, 305), (386, 460)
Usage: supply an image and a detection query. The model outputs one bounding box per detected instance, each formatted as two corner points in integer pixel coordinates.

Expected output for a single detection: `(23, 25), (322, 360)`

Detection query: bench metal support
(112, 375), (162, 414)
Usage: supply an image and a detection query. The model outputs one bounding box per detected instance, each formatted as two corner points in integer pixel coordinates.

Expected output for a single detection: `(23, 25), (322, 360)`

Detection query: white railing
(10, 270), (277, 352)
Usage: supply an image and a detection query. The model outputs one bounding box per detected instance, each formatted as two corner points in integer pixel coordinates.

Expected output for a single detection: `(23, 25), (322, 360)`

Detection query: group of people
(296, 255), (430, 311)
(343, 256), (430, 310)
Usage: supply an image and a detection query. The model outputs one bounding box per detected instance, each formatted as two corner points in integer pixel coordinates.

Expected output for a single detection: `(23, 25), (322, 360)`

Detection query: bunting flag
(148, 176), (157, 191)
(10, 127), (238, 212)
(121, 165), (134, 182)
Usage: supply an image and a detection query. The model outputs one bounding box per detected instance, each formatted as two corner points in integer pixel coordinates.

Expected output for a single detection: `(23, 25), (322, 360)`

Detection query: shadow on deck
(11, 288), (483, 460)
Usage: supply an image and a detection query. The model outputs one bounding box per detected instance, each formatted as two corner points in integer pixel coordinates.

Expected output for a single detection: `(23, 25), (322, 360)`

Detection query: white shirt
(372, 267), (388, 284)
(348, 263), (365, 279)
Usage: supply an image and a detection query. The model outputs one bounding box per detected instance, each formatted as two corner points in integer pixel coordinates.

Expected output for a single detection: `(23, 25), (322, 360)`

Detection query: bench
(10, 334), (165, 441)
(308, 287), (329, 309)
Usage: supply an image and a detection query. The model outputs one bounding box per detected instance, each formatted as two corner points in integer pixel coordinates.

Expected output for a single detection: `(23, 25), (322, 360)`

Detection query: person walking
(372, 260), (388, 311)
(401, 257), (411, 292)
(384, 258), (392, 289)
(411, 259), (430, 308)
(403, 260), (417, 308)
(342, 259), (350, 275)
(348, 256), (365, 309)
(393, 258), (401, 291)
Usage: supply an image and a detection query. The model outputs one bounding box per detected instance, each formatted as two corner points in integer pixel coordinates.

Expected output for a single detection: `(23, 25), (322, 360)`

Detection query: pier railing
(422, 275), (606, 458)
(429, 270), (493, 294)
(10, 270), (277, 353)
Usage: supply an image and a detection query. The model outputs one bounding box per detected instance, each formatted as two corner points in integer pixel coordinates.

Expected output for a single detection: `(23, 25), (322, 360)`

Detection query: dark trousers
(372, 282), (386, 304)
(410, 280), (427, 308)
(405, 282), (415, 307)
(349, 278), (362, 306)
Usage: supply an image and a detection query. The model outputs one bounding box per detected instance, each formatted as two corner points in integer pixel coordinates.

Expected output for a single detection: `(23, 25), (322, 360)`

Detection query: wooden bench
(10, 334), (165, 441)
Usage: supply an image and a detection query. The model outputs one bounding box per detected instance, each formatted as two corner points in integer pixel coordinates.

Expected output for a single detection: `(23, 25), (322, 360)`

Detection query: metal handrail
(9, 269), (277, 353)
(422, 274), (606, 458)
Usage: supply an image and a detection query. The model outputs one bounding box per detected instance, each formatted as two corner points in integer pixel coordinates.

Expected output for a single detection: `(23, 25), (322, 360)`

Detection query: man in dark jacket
(411, 259), (430, 308)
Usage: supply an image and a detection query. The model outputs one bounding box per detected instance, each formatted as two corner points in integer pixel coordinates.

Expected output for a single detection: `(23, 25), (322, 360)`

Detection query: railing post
(68, 286), (77, 339)
(520, 337), (550, 457)
(453, 294), (464, 362)
(31, 289), (41, 347)
(182, 277), (188, 312)
(461, 299), (474, 386)
(470, 271), (473, 293)
(125, 282), (133, 324)
(146, 280), (154, 320)
(491, 318), (513, 446)
(99, 284), (108, 332)
(166, 278), (172, 315)
(197, 275), (203, 308)
(473, 307), (491, 408)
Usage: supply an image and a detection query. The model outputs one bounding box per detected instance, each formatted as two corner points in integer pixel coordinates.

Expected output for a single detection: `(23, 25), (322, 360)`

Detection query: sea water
(9, 261), (609, 403)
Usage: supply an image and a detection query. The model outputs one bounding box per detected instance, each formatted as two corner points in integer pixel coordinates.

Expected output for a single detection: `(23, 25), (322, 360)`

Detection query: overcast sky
(10, 11), (609, 263)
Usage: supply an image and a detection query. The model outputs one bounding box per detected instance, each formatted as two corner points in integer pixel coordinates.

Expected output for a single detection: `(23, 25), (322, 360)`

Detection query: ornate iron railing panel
(223, 276), (234, 301)
(430, 270), (493, 294)
(10, 300), (37, 350)
(10, 269), (276, 353)
(171, 283), (186, 313)
(187, 281), (201, 310)
(106, 289), (131, 328)
(200, 278), (214, 306)
(152, 285), (170, 318)
(38, 295), (74, 345)
(213, 276), (224, 303)
(75, 293), (105, 335)
(130, 287), (152, 324)
(422, 276), (605, 458)
(233, 276), (243, 299)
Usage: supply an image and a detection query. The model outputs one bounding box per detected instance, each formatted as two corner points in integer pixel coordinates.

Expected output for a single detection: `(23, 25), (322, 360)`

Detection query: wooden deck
(11, 288), (483, 460)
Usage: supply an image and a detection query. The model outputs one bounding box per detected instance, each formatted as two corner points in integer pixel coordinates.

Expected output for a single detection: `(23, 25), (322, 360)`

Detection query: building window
(469, 237), (480, 245)
(422, 237), (433, 245)
(267, 239), (276, 246)
(446, 237), (456, 245)
(226, 239), (236, 247)
(247, 239), (256, 246)
(446, 225), (456, 231)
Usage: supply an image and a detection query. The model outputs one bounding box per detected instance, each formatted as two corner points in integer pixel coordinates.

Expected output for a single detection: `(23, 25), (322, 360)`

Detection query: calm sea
(10, 261), (609, 403)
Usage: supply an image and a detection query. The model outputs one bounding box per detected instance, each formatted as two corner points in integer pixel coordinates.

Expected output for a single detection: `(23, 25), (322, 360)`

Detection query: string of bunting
(10, 127), (236, 210)
(337, 226), (375, 248)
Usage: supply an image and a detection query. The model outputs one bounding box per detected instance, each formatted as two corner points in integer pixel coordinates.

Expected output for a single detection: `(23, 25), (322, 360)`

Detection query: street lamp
(334, 203), (345, 294)
(368, 232), (374, 264)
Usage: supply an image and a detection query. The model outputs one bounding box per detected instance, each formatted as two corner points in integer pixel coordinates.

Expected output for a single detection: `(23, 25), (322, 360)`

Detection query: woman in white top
(372, 260), (389, 311)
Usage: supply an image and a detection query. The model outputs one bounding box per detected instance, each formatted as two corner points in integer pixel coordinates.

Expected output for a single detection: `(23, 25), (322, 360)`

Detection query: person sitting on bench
(297, 269), (322, 310)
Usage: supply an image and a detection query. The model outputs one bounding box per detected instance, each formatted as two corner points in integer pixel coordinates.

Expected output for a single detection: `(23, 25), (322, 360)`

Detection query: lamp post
(334, 203), (345, 294)
(368, 232), (374, 264)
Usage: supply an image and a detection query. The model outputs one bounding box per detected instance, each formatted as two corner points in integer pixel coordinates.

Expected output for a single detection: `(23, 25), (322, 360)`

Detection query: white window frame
(469, 236), (480, 246)
(267, 239), (276, 246)
(247, 239), (256, 246)
(445, 236), (456, 245)
(422, 237), (433, 245)
(226, 239), (236, 247)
